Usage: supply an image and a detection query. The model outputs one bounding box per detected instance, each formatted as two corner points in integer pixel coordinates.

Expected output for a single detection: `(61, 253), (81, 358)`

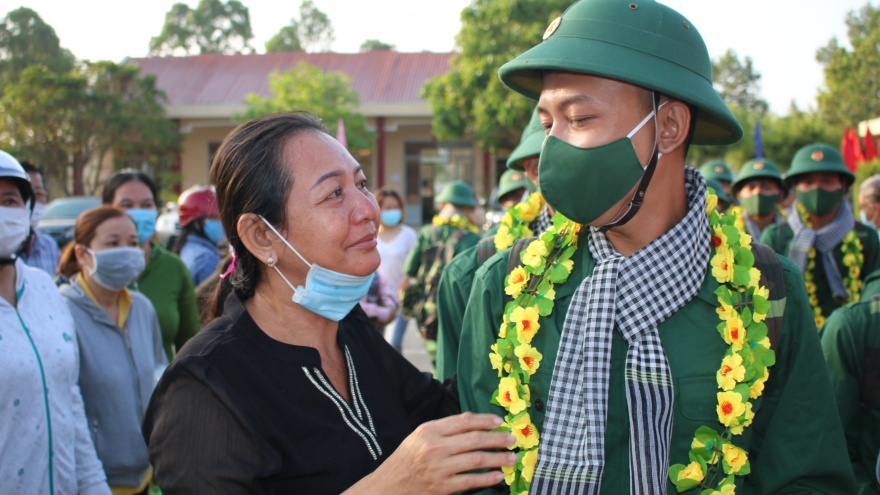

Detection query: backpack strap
(751, 243), (787, 351)
(445, 229), (468, 265)
(502, 237), (535, 306)
(476, 237), (498, 266)
(861, 295), (880, 412)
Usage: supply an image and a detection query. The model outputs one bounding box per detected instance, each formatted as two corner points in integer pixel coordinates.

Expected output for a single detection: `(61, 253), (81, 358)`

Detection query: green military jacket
(403, 224), (480, 279)
(760, 221), (880, 318)
(459, 240), (856, 494)
(821, 281), (880, 494)
(436, 245), (480, 381)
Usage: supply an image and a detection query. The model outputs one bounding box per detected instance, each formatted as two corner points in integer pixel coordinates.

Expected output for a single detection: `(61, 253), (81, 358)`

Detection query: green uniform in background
(458, 241), (856, 494)
(760, 221), (880, 318)
(821, 271), (880, 494)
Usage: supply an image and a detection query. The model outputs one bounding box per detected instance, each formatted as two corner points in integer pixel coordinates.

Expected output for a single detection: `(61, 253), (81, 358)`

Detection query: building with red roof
(129, 51), (496, 225)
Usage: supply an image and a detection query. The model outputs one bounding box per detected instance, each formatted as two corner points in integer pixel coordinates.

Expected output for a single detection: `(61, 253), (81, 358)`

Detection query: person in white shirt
(375, 189), (417, 352)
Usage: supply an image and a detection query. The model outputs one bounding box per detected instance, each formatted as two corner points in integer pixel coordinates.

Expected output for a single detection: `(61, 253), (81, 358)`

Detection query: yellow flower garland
(432, 213), (480, 234)
(669, 189), (776, 494)
(492, 213), (581, 494)
(795, 202), (863, 328)
(495, 192), (547, 251)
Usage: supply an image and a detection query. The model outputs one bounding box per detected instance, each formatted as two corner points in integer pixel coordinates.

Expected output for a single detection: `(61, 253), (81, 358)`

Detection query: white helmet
(0, 150), (33, 207)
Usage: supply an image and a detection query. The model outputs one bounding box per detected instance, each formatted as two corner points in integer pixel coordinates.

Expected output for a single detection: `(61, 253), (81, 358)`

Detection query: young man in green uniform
(760, 143), (880, 327)
(435, 108), (554, 380)
(821, 269), (880, 494)
(731, 158), (787, 239)
(401, 180), (480, 365)
(700, 159), (735, 197)
(458, 0), (856, 493)
(482, 168), (532, 241)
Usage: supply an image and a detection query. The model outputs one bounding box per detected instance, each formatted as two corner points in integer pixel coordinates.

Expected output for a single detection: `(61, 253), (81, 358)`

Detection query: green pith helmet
(435, 180), (477, 208)
(731, 158), (786, 197)
(507, 106), (545, 171)
(497, 0), (743, 145)
(497, 169), (529, 199)
(699, 160), (734, 183)
(784, 143), (855, 188)
(705, 178), (732, 205)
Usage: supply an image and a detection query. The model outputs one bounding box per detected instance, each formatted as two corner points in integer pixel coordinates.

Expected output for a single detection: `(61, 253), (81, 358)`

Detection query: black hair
(19, 160), (40, 177)
(101, 169), (159, 207)
(170, 218), (207, 255)
(210, 111), (328, 300)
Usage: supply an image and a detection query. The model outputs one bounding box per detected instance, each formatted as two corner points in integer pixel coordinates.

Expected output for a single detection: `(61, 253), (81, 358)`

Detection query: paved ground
(396, 318), (434, 374)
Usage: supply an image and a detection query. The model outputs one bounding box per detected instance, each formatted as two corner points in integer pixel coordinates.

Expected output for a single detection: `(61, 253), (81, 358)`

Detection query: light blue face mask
(128, 208), (158, 245)
(380, 209), (402, 226)
(203, 219), (224, 244)
(260, 216), (375, 322)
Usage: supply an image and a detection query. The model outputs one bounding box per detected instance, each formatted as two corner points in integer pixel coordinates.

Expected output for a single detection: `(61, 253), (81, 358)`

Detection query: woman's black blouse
(142, 294), (459, 494)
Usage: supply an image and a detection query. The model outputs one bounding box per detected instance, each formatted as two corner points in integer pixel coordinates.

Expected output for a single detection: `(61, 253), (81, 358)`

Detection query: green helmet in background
(497, 0), (743, 145)
(731, 158), (786, 198)
(784, 143), (855, 189)
(497, 169), (529, 199)
(507, 106), (545, 172)
(700, 160), (735, 184)
(705, 178), (733, 206)
(435, 180), (477, 208)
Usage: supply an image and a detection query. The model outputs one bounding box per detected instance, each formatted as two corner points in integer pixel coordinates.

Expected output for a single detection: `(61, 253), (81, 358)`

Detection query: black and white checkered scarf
(788, 200), (855, 303)
(530, 203), (554, 236)
(532, 168), (711, 495)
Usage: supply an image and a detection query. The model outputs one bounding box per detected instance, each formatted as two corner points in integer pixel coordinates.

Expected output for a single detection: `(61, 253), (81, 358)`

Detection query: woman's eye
(328, 187), (342, 199)
(358, 179), (369, 190)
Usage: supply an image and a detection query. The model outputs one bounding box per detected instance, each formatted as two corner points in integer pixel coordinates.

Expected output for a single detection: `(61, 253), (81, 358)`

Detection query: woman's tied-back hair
(210, 111), (328, 300)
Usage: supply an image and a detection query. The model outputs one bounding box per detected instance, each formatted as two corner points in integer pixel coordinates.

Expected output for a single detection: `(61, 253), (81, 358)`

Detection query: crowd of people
(2, 0), (880, 494)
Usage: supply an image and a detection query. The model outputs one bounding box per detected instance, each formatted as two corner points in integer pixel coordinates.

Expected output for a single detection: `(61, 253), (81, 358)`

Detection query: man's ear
(657, 99), (691, 155)
(237, 213), (278, 266)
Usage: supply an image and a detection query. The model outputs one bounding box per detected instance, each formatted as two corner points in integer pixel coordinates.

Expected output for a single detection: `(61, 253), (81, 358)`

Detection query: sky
(0, 0), (871, 114)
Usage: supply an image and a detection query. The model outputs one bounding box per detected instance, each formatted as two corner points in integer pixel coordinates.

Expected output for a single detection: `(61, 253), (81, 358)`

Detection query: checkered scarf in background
(530, 204), (554, 235)
(532, 168), (711, 495)
(788, 200), (855, 303)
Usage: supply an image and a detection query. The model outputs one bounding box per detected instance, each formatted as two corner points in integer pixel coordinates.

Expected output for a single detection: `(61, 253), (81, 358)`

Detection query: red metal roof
(128, 51), (454, 106)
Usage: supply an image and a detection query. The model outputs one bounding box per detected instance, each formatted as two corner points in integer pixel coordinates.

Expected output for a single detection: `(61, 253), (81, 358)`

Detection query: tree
(149, 0), (253, 56)
(241, 61), (373, 151)
(360, 39), (394, 52)
(817, 3), (880, 127)
(265, 23), (303, 53)
(421, 0), (571, 152)
(0, 63), (182, 196)
(0, 7), (74, 82)
(267, 1), (334, 54)
(712, 48), (768, 115)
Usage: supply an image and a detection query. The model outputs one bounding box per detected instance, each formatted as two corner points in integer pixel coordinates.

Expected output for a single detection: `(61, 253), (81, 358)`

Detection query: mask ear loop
(258, 215), (311, 299)
(599, 91), (665, 232)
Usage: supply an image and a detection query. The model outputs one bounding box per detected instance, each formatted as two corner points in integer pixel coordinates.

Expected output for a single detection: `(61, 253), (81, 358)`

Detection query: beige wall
(178, 120), (237, 190)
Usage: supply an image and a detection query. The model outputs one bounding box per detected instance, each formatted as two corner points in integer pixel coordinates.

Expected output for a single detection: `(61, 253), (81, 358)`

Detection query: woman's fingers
(447, 450), (517, 475)
(430, 412), (504, 437)
(446, 430), (516, 456)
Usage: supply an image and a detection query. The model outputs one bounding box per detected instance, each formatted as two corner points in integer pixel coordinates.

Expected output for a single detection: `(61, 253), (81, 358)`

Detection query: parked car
(37, 196), (102, 248)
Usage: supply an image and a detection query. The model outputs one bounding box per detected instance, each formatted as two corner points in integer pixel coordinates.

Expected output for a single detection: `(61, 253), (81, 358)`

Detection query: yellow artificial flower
(522, 240), (548, 268)
(717, 299), (737, 321)
(497, 377), (527, 414)
(706, 193), (718, 216)
(749, 371), (769, 399)
(521, 449), (538, 483)
(808, 247), (816, 259)
(717, 353), (746, 391)
(740, 232), (752, 248)
(717, 391), (746, 427)
(723, 316), (746, 351)
(495, 224), (515, 251)
(515, 343), (543, 375)
(502, 212), (514, 228)
(505, 266), (530, 298)
(711, 246), (736, 284)
(510, 306), (541, 344)
(506, 413), (540, 449)
(731, 402), (755, 435)
(754, 286), (769, 300)
(519, 197), (541, 222)
(843, 253), (856, 267)
(490, 343), (504, 377)
(677, 461), (705, 483)
(561, 259), (574, 272)
(499, 313), (510, 339)
(710, 485), (736, 495)
(748, 267), (761, 289)
(722, 444), (748, 474)
(502, 464), (516, 485)
(815, 315), (826, 328)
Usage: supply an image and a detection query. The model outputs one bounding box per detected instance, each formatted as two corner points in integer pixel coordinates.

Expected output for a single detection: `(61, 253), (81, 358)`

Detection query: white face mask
(30, 202), (46, 227)
(0, 205), (31, 258)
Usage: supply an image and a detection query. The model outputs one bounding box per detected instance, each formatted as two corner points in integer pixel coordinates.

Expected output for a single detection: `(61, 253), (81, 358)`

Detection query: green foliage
(240, 61), (373, 151)
(265, 24), (303, 52)
(360, 39), (394, 52)
(712, 49), (768, 115)
(0, 63), (182, 196)
(817, 3), (880, 127)
(265, 1), (334, 54)
(0, 7), (74, 83)
(421, 0), (570, 152)
(149, 0), (253, 56)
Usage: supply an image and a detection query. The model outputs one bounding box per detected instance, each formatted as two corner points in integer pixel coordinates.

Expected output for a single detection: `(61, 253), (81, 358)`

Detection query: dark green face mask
(538, 107), (660, 226)
(740, 193), (779, 217)
(796, 188), (843, 216)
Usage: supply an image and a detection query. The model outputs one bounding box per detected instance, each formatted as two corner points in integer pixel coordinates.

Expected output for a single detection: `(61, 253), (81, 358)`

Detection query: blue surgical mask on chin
(203, 219), (224, 244)
(128, 209), (158, 245)
(259, 216), (375, 322)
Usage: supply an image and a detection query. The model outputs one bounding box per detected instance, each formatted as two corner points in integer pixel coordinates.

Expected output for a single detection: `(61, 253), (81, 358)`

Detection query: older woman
(142, 112), (514, 494)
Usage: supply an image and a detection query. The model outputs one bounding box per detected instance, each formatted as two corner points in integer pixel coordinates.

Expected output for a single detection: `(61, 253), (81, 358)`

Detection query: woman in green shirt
(102, 170), (200, 360)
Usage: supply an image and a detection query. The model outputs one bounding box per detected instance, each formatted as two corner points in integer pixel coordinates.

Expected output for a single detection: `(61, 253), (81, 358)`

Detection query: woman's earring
(267, 257), (275, 267)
